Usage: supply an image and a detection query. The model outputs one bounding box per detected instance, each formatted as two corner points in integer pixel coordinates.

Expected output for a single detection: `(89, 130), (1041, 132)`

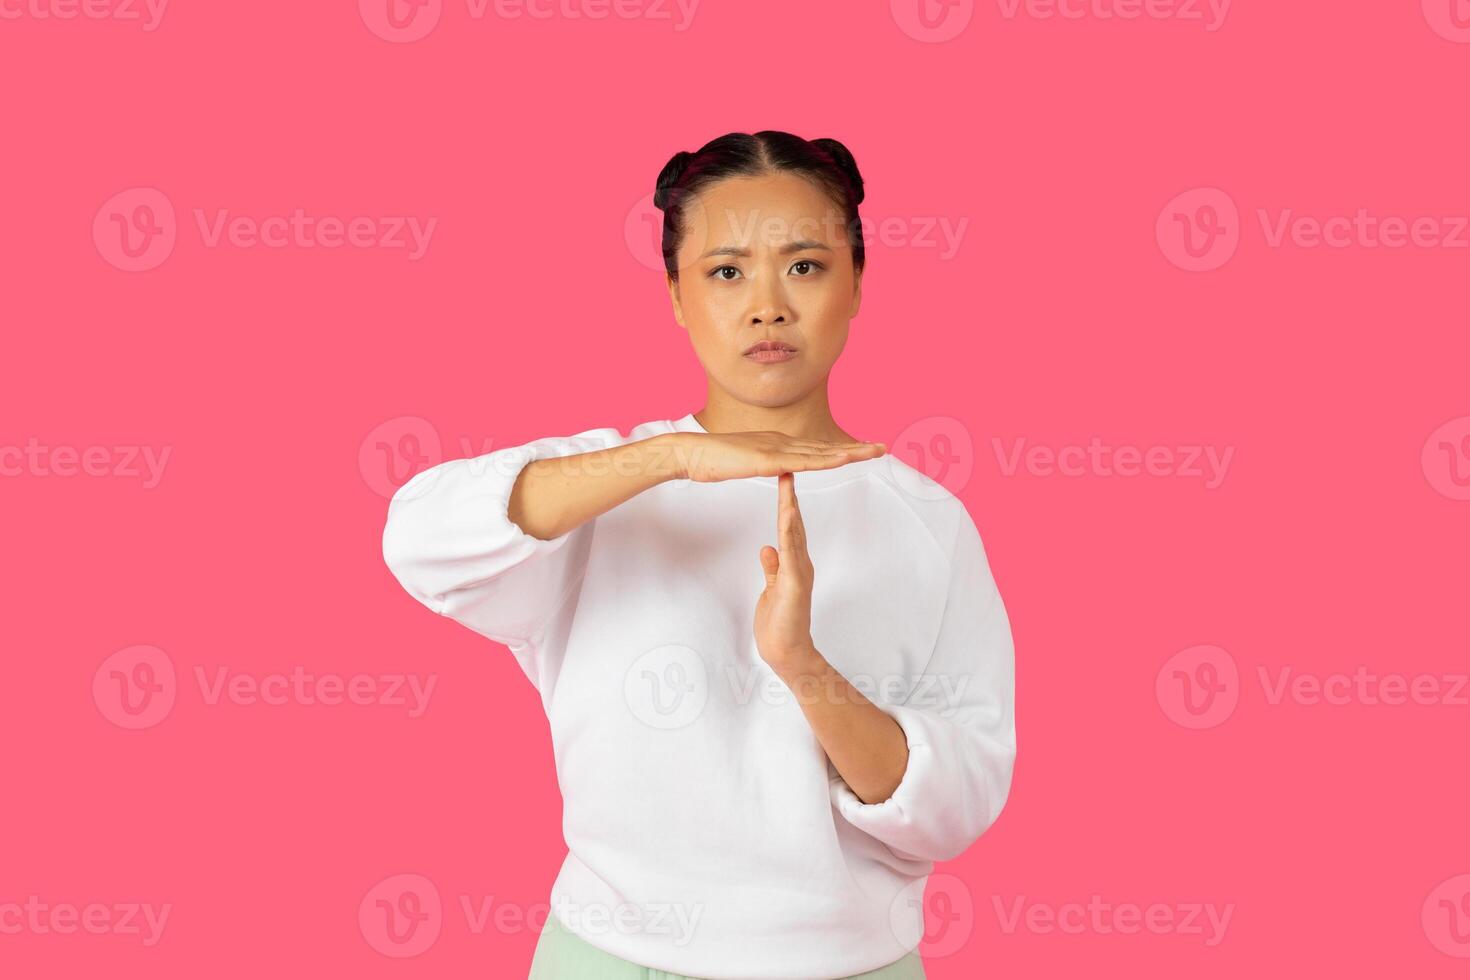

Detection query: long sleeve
(380, 424), (624, 648)
(829, 504), (1017, 863)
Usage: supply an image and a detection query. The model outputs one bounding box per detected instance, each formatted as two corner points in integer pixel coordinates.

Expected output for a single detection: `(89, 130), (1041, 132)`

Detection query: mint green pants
(527, 911), (927, 979)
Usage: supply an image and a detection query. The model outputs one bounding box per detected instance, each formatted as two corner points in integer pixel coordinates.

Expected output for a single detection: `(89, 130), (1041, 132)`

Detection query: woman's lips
(745, 348), (798, 363)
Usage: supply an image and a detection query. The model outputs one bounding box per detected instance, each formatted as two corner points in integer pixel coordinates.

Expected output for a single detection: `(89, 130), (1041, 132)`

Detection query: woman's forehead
(682, 180), (847, 250)
(691, 172), (836, 215)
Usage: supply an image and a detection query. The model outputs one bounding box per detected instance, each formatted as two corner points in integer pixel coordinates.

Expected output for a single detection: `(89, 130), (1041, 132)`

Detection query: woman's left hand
(754, 472), (819, 675)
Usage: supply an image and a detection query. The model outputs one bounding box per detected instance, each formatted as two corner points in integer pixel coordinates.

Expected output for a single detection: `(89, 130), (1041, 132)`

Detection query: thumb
(759, 544), (779, 588)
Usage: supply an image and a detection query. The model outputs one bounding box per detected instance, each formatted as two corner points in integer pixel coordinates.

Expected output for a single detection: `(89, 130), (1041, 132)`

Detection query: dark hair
(653, 131), (866, 282)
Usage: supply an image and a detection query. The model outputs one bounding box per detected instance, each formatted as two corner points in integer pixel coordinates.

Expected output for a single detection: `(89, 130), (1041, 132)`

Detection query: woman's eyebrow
(699, 239), (834, 260)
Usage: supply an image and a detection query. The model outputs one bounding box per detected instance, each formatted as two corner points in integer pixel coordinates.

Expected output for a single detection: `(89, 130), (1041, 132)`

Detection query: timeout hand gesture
(667, 427), (886, 675)
(754, 472), (827, 675)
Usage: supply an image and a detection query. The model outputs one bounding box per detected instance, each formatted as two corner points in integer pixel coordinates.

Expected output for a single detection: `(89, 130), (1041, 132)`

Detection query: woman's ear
(667, 273), (687, 329)
(849, 269), (862, 320)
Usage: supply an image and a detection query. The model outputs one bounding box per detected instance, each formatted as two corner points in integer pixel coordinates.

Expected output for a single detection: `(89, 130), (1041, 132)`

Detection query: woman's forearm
(507, 432), (688, 540)
(774, 644), (909, 805)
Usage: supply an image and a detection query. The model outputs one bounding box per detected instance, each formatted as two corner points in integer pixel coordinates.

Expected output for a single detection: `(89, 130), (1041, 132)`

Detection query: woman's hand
(754, 471), (824, 674)
(751, 462), (911, 807)
(672, 431), (884, 483)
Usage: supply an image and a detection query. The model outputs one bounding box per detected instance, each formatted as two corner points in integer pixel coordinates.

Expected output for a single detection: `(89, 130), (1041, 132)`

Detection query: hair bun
(654, 150), (695, 211)
(811, 137), (864, 206)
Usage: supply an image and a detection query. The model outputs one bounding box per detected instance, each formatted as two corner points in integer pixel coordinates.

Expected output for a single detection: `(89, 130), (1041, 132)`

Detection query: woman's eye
(709, 260), (822, 281)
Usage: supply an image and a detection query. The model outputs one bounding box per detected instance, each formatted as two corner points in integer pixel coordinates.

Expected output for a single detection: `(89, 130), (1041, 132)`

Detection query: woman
(381, 131), (1016, 980)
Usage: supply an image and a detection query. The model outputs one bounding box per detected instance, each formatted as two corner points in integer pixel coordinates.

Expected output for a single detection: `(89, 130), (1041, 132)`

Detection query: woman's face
(666, 171), (862, 407)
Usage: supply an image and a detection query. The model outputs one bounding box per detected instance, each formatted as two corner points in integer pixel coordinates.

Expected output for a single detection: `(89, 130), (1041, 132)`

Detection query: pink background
(4, 0), (1469, 976)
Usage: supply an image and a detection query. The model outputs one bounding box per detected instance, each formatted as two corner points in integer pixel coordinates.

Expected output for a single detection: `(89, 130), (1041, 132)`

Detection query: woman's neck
(692, 394), (856, 443)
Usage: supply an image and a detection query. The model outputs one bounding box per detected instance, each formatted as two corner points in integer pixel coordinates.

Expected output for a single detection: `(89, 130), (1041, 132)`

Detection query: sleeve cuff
(384, 442), (581, 624)
(432, 442), (582, 617)
(828, 703), (944, 862)
(829, 702), (1007, 864)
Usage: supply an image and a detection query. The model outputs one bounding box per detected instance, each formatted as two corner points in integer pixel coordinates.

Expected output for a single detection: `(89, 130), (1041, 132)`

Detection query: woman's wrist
(606, 432), (681, 486)
(647, 431), (698, 482)
(767, 641), (826, 689)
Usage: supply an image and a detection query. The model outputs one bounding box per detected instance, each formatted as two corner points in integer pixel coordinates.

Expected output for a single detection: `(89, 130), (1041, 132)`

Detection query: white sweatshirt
(380, 413), (1016, 980)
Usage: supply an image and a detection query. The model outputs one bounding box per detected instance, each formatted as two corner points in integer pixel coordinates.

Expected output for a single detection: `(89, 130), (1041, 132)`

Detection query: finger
(759, 543), (779, 588)
(773, 450), (876, 472)
(778, 472), (807, 557)
(788, 477), (807, 553)
(783, 438), (882, 450)
(776, 471), (793, 550)
(783, 440), (886, 454)
(774, 437), (836, 449)
(772, 444), (866, 457)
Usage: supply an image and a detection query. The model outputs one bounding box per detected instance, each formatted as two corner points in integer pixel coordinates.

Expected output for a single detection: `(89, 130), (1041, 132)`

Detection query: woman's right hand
(671, 431), (887, 483)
